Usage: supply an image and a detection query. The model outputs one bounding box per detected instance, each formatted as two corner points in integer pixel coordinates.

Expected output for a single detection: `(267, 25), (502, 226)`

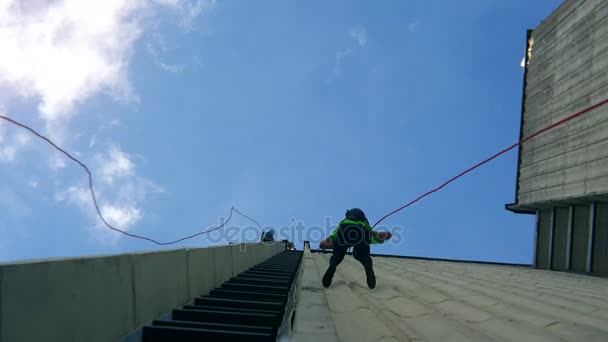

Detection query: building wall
(535, 210), (552, 269)
(517, 0), (608, 206)
(0, 242), (285, 342)
(593, 202), (608, 274)
(551, 207), (569, 271)
(534, 201), (606, 275)
(571, 205), (591, 272)
(304, 251), (608, 341)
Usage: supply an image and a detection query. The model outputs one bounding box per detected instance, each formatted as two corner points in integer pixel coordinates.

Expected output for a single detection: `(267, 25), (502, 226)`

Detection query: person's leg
(353, 243), (371, 265)
(330, 244), (348, 267)
(323, 244), (348, 288)
(353, 243), (375, 289)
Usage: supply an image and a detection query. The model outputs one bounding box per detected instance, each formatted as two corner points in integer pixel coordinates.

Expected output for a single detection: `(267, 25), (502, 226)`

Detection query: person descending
(319, 208), (392, 289)
(261, 229), (275, 242)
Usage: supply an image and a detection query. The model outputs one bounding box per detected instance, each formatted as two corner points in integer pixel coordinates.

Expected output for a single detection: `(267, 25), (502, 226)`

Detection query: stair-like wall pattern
(0, 242), (285, 342)
(141, 250), (303, 341)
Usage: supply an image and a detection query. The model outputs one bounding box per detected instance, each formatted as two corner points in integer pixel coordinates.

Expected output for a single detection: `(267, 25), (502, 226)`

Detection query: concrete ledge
(213, 245), (233, 286)
(0, 254), (135, 342)
(231, 244), (253, 275)
(187, 248), (215, 298)
(133, 249), (188, 327)
(262, 241), (283, 260)
(252, 243), (264, 265)
(0, 243), (284, 342)
(292, 249), (338, 342)
(244, 243), (256, 268)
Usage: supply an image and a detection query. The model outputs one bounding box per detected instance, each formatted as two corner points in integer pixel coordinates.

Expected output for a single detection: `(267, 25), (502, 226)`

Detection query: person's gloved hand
(376, 231), (392, 241)
(319, 236), (334, 249)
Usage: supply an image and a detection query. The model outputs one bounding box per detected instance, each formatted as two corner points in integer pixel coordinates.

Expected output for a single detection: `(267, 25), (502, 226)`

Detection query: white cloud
(49, 152), (68, 170)
(0, 0), (213, 141)
(98, 146), (135, 184)
(0, 0), (195, 244)
(334, 49), (352, 75)
(146, 36), (187, 73)
(0, 145), (17, 162)
(0, 190), (32, 220)
(28, 180), (39, 189)
(326, 48), (352, 83)
(158, 61), (187, 73)
(15, 131), (31, 146)
(155, 0), (216, 30)
(0, 121), (11, 161)
(0, 122), (31, 163)
(89, 134), (97, 148)
(56, 185), (92, 208)
(154, 0), (183, 5)
(88, 119), (121, 148)
(0, 121), (5, 143)
(56, 146), (163, 244)
(327, 27), (368, 82)
(349, 27), (367, 47)
(0, 0), (147, 128)
(100, 204), (142, 231)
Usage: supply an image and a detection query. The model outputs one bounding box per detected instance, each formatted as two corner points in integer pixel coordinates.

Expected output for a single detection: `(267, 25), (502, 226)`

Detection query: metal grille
(141, 250), (303, 341)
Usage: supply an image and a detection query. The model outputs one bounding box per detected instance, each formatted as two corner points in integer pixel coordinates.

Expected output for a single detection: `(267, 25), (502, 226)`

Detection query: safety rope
(2, 97), (607, 241)
(372, 97), (608, 227)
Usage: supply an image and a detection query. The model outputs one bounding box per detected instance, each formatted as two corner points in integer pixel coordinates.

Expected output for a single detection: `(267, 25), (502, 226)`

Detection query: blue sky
(0, 0), (563, 263)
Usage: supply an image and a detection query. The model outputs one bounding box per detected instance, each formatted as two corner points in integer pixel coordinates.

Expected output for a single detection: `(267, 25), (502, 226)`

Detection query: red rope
(2, 97), (607, 240)
(0, 115), (260, 245)
(372, 97), (608, 227)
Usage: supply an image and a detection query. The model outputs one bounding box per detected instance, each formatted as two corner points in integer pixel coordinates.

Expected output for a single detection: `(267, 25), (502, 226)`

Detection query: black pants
(330, 243), (372, 267)
(330, 224), (372, 267)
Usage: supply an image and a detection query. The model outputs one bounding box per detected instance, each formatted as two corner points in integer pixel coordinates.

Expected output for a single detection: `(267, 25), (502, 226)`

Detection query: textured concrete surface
(299, 251), (608, 341)
(133, 249), (189, 326)
(0, 243), (283, 342)
(0, 254), (135, 342)
(292, 250), (339, 342)
(187, 247), (215, 298)
(252, 242), (264, 265)
(570, 205), (590, 272)
(536, 209), (552, 269)
(232, 243), (254, 275)
(513, 0), (608, 276)
(551, 207), (569, 271)
(212, 245), (234, 287)
(263, 241), (276, 260)
(593, 202), (608, 274)
(534, 201), (607, 275)
(517, 0), (608, 205)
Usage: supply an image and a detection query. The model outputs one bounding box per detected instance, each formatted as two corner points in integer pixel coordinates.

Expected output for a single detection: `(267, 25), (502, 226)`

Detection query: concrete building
(506, 0), (608, 275)
(293, 247), (608, 342)
(2, 2), (608, 342)
(2, 241), (606, 341)
(0, 242), (287, 341)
